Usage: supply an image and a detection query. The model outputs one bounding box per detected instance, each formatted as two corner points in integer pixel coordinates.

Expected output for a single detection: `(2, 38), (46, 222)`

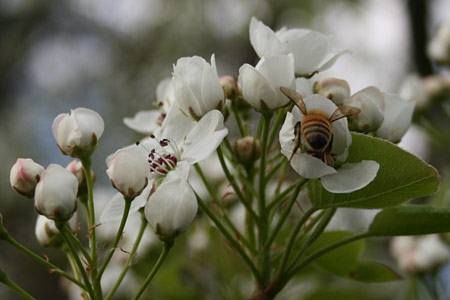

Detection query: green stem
(80, 158), (102, 299)
(268, 177), (306, 211)
(97, 197), (133, 280)
(105, 210), (147, 300)
(257, 113), (272, 288)
(196, 194), (262, 282)
(66, 224), (93, 266)
(3, 235), (86, 290)
(65, 250), (89, 299)
(1, 278), (36, 300)
(286, 208), (336, 273)
(232, 99), (246, 137)
(286, 232), (371, 279)
(131, 240), (173, 300)
(58, 223), (96, 299)
(216, 147), (259, 221)
(194, 164), (256, 255)
(275, 208), (317, 280)
(266, 179), (307, 247)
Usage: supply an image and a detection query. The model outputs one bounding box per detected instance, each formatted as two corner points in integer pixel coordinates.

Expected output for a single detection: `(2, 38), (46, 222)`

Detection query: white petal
(321, 160), (380, 193)
(200, 54), (224, 113)
(100, 193), (127, 223)
(376, 93), (415, 143)
(303, 94), (338, 116)
(285, 150), (337, 179)
(160, 104), (196, 146)
(238, 63), (277, 110)
(166, 161), (190, 181)
(316, 49), (351, 72)
(156, 77), (174, 112)
(279, 111), (297, 154)
(172, 73), (203, 116)
(249, 17), (288, 58)
(73, 108), (104, 147)
(123, 110), (161, 134)
(182, 110), (228, 164)
(145, 178), (198, 237)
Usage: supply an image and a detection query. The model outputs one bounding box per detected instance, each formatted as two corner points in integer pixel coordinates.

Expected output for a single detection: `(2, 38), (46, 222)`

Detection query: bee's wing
(329, 106), (361, 122)
(280, 86), (307, 115)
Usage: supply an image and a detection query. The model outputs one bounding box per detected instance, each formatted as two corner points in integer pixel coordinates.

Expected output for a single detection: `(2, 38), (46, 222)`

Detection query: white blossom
(34, 164), (78, 222)
(10, 158), (45, 198)
(52, 107), (104, 157)
(172, 55), (224, 118)
(249, 17), (348, 76)
(35, 214), (77, 247)
(343, 86), (385, 133)
(144, 178), (197, 239)
(279, 95), (379, 193)
(239, 54), (295, 111)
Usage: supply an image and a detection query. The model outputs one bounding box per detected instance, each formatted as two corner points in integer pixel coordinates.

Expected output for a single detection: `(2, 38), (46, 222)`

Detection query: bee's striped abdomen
(301, 112), (332, 152)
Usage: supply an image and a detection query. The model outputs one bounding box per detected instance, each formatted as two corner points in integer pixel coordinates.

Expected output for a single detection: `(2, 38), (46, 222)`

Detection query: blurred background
(1, 0), (450, 299)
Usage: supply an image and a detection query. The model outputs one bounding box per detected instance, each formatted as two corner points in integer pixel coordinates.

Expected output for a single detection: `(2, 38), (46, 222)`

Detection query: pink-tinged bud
(145, 178), (197, 240)
(52, 108), (104, 158)
(233, 136), (260, 165)
(106, 149), (148, 198)
(66, 160), (94, 196)
(314, 77), (350, 105)
(35, 164), (78, 222)
(219, 75), (238, 100)
(35, 214), (78, 247)
(10, 158), (45, 198)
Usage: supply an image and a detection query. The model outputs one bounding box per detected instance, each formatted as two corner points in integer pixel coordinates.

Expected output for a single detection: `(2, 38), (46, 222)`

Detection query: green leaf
(308, 231), (365, 276)
(347, 261), (402, 282)
(309, 133), (439, 209)
(368, 205), (450, 236)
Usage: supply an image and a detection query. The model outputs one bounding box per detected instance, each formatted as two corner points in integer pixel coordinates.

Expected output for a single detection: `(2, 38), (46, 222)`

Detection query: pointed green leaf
(309, 133), (439, 209)
(308, 231), (365, 276)
(347, 261), (402, 282)
(368, 205), (450, 236)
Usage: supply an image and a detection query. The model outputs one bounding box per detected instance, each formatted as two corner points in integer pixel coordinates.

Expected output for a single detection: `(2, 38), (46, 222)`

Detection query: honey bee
(280, 86), (360, 166)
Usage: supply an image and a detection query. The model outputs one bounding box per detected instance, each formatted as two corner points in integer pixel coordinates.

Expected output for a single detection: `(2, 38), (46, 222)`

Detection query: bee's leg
(325, 134), (334, 153)
(289, 122), (302, 162)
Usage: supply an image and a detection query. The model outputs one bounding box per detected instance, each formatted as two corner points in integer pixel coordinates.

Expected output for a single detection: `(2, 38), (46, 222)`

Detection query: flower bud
(376, 93), (415, 143)
(144, 178), (197, 240)
(106, 149), (148, 198)
(66, 160), (94, 196)
(34, 164), (78, 222)
(428, 22), (450, 66)
(219, 76), (238, 100)
(10, 158), (45, 198)
(314, 77), (350, 105)
(343, 86), (385, 133)
(35, 214), (77, 247)
(391, 235), (449, 275)
(233, 136), (260, 165)
(52, 108), (104, 158)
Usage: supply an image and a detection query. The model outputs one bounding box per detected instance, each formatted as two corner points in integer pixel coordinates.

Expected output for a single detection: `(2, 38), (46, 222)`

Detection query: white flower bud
(66, 160), (94, 195)
(35, 214), (77, 247)
(106, 149), (148, 198)
(428, 22), (450, 65)
(233, 136), (260, 165)
(144, 178), (197, 240)
(173, 55), (224, 118)
(10, 158), (45, 198)
(219, 75), (238, 100)
(52, 108), (104, 157)
(314, 77), (350, 105)
(343, 86), (385, 133)
(376, 93), (415, 143)
(34, 164), (78, 222)
(239, 54), (295, 111)
(391, 235), (449, 275)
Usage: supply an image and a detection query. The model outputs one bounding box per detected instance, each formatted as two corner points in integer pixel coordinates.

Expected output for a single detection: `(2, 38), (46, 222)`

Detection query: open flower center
(138, 135), (181, 176)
